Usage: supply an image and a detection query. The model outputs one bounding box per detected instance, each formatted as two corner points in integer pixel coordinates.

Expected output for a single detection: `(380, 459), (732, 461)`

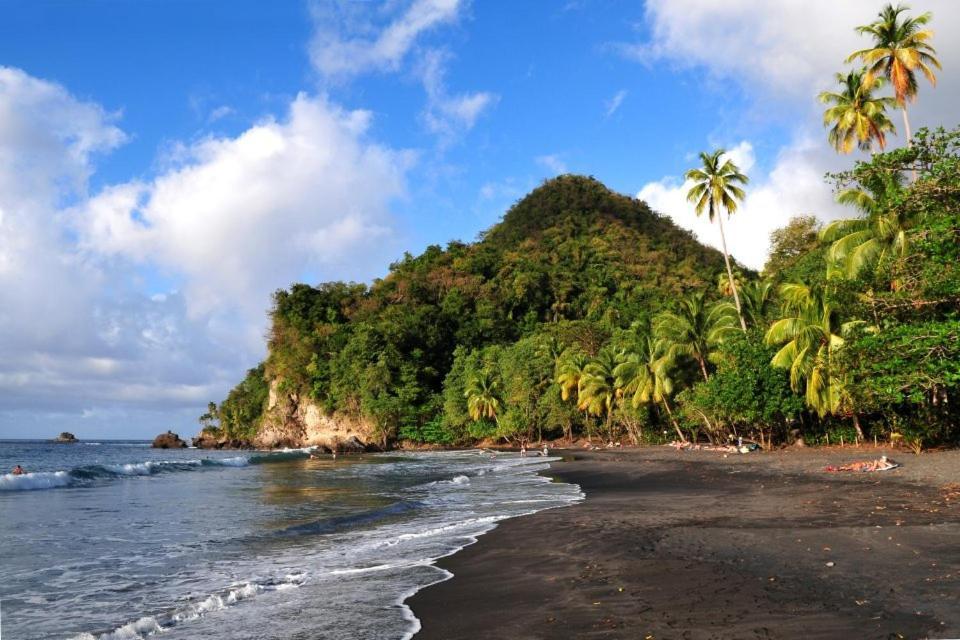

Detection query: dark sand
(408, 447), (960, 639)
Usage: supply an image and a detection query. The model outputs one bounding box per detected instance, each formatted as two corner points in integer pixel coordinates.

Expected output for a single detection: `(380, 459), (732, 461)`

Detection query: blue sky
(0, 0), (957, 438)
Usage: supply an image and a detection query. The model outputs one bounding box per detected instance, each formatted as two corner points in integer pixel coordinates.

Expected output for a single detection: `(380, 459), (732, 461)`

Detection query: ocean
(0, 440), (582, 640)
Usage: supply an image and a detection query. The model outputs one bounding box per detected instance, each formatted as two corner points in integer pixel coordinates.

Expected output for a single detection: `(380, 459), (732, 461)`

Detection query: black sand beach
(409, 448), (960, 639)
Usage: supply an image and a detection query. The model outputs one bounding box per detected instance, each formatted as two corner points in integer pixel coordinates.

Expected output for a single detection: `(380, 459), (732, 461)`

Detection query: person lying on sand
(12, 465), (24, 475)
(825, 456), (900, 473)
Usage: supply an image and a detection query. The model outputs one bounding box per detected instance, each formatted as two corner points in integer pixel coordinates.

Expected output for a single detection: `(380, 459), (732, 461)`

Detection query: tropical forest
(202, 4), (959, 451)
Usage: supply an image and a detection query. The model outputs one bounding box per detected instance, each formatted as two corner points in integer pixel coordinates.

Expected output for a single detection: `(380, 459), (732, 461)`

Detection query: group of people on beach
(519, 444), (549, 457)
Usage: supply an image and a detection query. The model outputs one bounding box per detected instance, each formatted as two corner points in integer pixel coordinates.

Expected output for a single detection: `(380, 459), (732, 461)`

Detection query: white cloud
(536, 154), (567, 175)
(418, 49), (497, 141)
(76, 93), (412, 319)
(309, 1), (495, 143)
(631, 1), (960, 268)
(310, 0), (464, 79)
(208, 105), (234, 122)
(0, 68), (415, 438)
(638, 140), (846, 270)
(604, 89), (627, 117)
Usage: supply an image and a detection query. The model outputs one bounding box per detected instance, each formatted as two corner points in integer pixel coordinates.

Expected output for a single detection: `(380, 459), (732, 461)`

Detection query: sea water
(0, 440), (582, 639)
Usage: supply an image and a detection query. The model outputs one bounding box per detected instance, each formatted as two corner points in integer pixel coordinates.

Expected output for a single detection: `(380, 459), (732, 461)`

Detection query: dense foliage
(203, 176), (730, 444)
(203, 5), (957, 451)
(204, 126), (960, 449)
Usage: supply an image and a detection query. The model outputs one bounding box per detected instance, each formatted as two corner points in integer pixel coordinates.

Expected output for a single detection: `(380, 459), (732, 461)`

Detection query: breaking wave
(67, 572), (306, 640)
(0, 451), (311, 493)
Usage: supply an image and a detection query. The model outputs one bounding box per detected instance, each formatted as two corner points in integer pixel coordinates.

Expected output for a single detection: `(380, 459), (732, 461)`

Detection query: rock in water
(336, 435), (369, 453)
(54, 432), (78, 443)
(152, 431), (188, 449)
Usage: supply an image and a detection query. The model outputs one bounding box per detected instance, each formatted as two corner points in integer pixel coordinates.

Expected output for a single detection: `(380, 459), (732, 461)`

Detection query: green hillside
(203, 131), (960, 451)
(204, 175), (731, 445)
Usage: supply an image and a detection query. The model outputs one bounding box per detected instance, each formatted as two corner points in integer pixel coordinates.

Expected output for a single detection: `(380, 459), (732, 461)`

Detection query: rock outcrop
(152, 430), (188, 449)
(54, 432), (78, 443)
(191, 431), (253, 450)
(251, 381), (377, 450)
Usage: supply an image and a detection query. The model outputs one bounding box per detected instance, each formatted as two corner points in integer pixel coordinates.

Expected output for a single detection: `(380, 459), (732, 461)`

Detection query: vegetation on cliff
(203, 4), (958, 451)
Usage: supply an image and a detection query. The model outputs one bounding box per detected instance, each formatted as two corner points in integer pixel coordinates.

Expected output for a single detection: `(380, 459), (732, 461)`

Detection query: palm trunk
(715, 213), (747, 332)
(852, 413), (865, 443)
(697, 356), (709, 382)
(901, 104), (912, 147)
(902, 105), (917, 181)
(661, 397), (686, 443)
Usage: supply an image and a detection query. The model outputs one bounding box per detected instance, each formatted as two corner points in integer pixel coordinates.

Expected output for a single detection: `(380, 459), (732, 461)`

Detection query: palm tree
(654, 291), (737, 381)
(739, 280), (776, 329)
(464, 369), (503, 425)
(764, 283), (866, 439)
(819, 170), (908, 282)
(686, 150), (750, 331)
(716, 270), (745, 298)
(556, 351), (590, 403)
(847, 3), (941, 146)
(614, 337), (685, 442)
(577, 347), (623, 441)
(556, 350), (593, 441)
(819, 68), (897, 154)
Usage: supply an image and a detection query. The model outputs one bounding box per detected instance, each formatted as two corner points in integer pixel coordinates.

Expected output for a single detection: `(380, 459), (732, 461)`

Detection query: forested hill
(205, 175), (732, 445)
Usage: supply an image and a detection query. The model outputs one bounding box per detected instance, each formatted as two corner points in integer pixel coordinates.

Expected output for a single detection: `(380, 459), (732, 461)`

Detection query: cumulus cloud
(0, 68), (414, 438)
(0, 68), (240, 435)
(76, 93), (412, 319)
(638, 140), (846, 270)
(630, 1), (960, 268)
(309, 0), (464, 79)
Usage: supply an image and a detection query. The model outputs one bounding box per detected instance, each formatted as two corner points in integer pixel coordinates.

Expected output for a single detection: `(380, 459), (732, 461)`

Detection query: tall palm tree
(764, 283), (866, 439)
(464, 369), (503, 425)
(686, 150), (750, 331)
(819, 68), (897, 154)
(577, 347), (623, 441)
(819, 170), (908, 282)
(654, 291), (737, 381)
(614, 337), (685, 442)
(847, 3), (941, 146)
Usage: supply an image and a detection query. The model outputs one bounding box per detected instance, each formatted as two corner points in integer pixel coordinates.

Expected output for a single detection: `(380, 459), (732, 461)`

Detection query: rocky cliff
(250, 381), (377, 450)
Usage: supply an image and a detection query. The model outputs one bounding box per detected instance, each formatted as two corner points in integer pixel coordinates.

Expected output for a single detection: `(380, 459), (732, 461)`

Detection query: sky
(1, 0), (958, 439)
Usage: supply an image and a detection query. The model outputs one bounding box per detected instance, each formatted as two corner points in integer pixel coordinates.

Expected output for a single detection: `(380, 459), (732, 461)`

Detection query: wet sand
(408, 447), (960, 639)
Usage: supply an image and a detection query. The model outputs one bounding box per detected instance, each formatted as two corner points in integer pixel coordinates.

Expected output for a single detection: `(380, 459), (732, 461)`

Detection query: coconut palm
(614, 337), (685, 442)
(685, 150), (750, 331)
(819, 68), (897, 154)
(819, 170), (908, 282)
(764, 283), (866, 439)
(654, 291), (737, 381)
(847, 3), (941, 146)
(577, 347), (623, 441)
(464, 369), (503, 425)
(555, 351), (590, 403)
(739, 280), (776, 329)
(716, 270), (745, 298)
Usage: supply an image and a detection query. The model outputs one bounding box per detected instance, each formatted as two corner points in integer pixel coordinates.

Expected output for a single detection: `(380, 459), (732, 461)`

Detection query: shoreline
(406, 447), (960, 639)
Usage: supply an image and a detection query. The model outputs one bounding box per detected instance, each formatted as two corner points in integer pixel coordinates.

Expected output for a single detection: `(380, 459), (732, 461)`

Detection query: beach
(409, 447), (960, 639)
